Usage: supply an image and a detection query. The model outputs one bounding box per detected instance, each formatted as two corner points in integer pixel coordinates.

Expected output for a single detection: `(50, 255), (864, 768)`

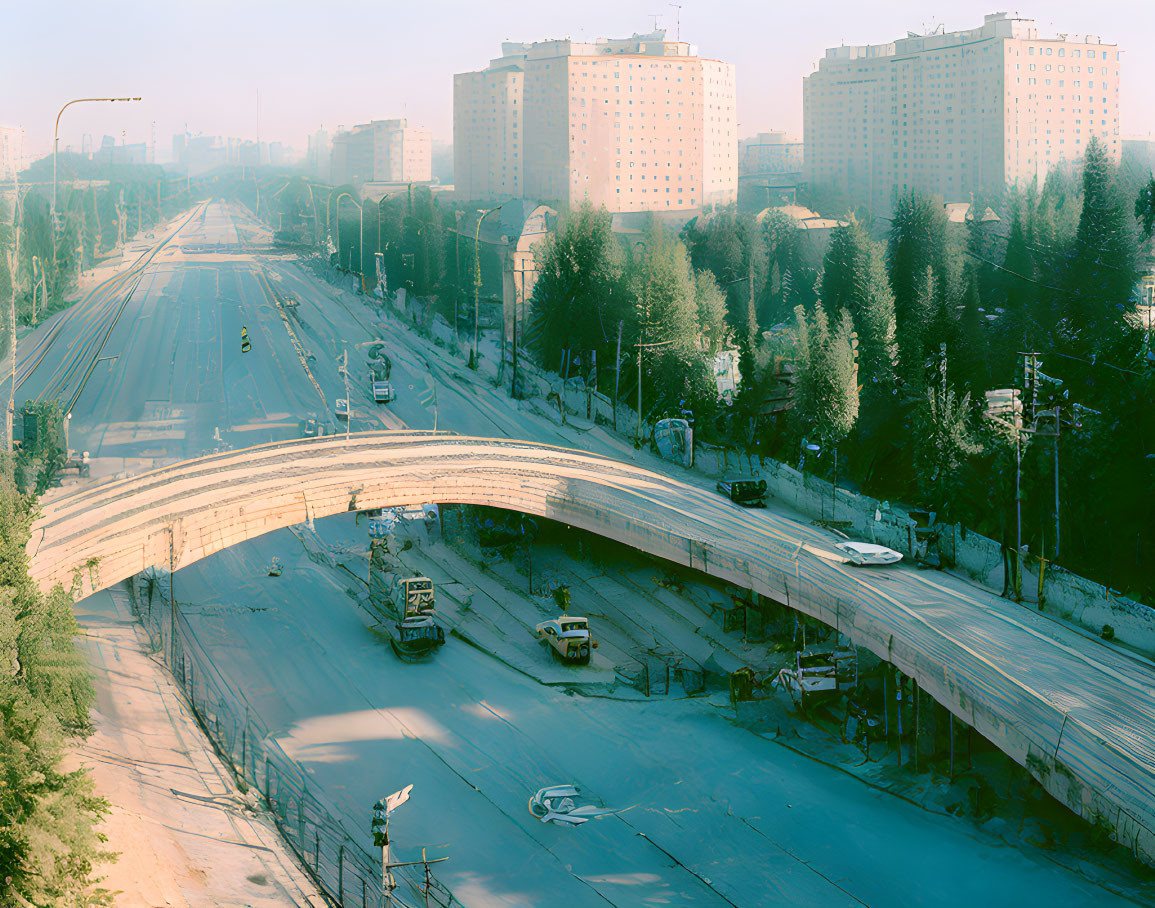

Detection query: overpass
(27, 431), (1155, 865)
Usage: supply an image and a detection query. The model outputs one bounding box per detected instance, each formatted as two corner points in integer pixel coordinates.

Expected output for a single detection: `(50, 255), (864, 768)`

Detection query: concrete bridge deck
(27, 431), (1155, 865)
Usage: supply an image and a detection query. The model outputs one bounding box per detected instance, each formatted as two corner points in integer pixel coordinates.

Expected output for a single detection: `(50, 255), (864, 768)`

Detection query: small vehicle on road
(716, 477), (767, 507)
(391, 613), (446, 661)
(835, 541), (903, 566)
(535, 616), (597, 665)
(371, 374), (396, 404)
(335, 398), (349, 420)
(375, 575), (444, 662)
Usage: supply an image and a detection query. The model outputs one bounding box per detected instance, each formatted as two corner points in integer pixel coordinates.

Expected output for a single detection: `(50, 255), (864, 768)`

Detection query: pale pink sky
(4, 0), (1153, 160)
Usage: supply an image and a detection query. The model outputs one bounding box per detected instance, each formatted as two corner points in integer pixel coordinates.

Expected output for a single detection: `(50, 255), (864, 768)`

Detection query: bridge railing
(126, 570), (456, 908)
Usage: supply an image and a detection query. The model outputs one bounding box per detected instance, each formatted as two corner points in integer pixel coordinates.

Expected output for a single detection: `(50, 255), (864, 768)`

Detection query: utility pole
(634, 338), (675, 448)
(454, 211), (462, 345)
(511, 302), (518, 400)
(342, 348), (351, 441)
(613, 320), (623, 431)
(53, 97), (141, 273)
(472, 204), (505, 368)
(983, 384), (1024, 599)
(636, 340), (643, 447)
(8, 157), (23, 453)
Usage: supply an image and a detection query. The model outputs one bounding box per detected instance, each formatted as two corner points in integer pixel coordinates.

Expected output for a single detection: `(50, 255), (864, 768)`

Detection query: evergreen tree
(887, 191), (953, 327)
(793, 304), (859, 451)
(818, 219), (899, 401)
(1064, 136), (1137, 357)
(0, 454), (110, 906)
(818, 220), (858, 317)
(693, 270), (730, 357)
(1136, 175), (1155, 240)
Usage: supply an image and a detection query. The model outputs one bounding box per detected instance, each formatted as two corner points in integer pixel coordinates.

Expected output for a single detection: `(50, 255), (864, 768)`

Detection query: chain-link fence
(127, 571), (457, 908)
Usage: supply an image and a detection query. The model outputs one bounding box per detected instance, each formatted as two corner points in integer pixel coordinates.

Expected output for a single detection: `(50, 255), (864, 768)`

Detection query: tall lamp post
(53, 97), (141, 267)
(472, 203), (505, 369)
(375, 191), (403, 294)
(329, 191), (363, 278)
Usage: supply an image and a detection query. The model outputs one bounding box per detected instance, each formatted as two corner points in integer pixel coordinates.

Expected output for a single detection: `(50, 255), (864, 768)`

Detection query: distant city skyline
(4, 0), (1153, 167)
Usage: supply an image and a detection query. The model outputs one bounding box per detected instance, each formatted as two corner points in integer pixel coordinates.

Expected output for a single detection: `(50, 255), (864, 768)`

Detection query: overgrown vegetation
(0, 446), (110, 905)
(0, 155), (193, 358)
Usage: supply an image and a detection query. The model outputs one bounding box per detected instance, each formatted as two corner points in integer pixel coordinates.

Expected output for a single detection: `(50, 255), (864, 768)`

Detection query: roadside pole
(7, 177), (20, 452)
(342, 349), (351, 441)
(613, 321), (623, 431)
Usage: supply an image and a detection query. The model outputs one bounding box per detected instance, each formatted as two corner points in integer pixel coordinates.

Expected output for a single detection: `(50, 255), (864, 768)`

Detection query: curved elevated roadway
(26, 431), (1155, 866)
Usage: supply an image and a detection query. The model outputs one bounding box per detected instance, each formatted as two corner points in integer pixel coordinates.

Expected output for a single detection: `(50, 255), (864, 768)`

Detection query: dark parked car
(716, 477), (767, 507)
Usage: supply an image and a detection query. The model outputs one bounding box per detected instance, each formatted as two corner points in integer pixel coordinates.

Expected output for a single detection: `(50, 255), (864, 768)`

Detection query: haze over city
(5, 0), (1155, 158)
(3, 1), (1155, 905)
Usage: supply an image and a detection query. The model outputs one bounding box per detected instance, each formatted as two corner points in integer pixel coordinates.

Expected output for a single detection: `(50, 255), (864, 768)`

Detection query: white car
(335, 398), (349, 420)
(528, 785), (617, 826)
(835, 541), (903, 566)
(534, 616), (596, 665)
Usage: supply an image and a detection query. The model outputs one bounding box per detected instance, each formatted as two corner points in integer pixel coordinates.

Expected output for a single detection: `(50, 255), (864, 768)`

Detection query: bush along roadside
(0, 443), (112, 906)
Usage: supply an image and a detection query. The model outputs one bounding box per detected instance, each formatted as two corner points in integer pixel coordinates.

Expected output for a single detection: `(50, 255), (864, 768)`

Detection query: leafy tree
(0, 454), (110, 906)
(912, 382), (983, 524)
(628, 226), (720, 426)
(528, 200), (626, 374)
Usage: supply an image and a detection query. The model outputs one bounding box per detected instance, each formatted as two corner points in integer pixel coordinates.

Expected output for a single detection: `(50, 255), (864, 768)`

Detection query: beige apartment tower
(454, 30), (737, 213)
(803, 13), (1121, 214)
(330, 119), (432, 186)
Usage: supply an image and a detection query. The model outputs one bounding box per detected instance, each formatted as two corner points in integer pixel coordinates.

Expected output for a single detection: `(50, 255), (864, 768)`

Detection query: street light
(375, 191), (403, 294)
(53, 97), (141, 267)
(329, 191), (363, 277)
(472, 203), (506, 369)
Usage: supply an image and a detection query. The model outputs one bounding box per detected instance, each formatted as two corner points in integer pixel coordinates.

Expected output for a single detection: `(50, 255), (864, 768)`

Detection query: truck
(371, 371), (396, 404)
(369, 566), (444, 662)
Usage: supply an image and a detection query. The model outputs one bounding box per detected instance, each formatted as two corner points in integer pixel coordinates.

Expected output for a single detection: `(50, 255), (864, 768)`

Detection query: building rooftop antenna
(670, 3), (682, 41)
(650, 13), (662, 32)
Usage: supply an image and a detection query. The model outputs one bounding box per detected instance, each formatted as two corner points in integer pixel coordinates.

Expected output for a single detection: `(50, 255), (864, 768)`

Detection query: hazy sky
(5, 0), (1154, 161)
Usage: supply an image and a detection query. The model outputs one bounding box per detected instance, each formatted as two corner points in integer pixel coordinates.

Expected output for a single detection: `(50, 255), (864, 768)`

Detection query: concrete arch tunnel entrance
(26, 431), (1155, 867)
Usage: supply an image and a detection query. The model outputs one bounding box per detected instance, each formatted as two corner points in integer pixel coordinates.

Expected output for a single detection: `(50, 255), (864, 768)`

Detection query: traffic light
(371, 798), (388, 847)
(241, 326), (251, 354)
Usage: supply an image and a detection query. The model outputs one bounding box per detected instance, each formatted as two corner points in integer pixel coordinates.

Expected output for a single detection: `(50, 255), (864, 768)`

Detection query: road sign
(385, 784), (413, 814)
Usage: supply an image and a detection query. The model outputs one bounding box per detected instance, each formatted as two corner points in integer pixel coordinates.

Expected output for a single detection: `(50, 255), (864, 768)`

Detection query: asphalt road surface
(19, 201), (1153, 907)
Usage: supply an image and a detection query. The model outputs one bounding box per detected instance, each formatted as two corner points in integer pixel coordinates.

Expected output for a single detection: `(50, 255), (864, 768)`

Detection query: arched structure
(26, 431), (1155, 865)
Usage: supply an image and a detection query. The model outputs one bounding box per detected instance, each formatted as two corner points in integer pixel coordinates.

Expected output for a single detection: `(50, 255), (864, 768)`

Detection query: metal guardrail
(127, 571), (457, 908)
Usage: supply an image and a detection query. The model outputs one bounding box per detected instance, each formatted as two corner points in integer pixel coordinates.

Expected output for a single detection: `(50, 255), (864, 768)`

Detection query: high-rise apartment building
(803, 13), (1121, 214)
(331, 119), (432, 186)
(0, 125), (22, 180)
(739, 132), (803, 175)
(307, 128), (332, 183)
(454, 30), (738, 212)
